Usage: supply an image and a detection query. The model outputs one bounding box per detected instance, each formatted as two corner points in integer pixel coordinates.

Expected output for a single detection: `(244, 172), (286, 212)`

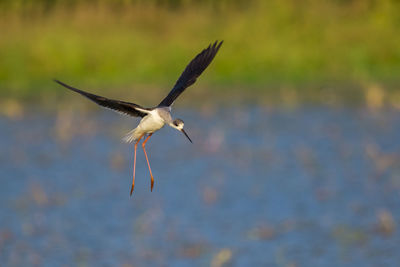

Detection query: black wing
(54, 80), (150, 117)
(158, 40), (223, 107)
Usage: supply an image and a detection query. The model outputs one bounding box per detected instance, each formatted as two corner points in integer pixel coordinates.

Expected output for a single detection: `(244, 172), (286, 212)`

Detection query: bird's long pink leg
(142, 133), (154, 192)
(130, 135), (144, 196)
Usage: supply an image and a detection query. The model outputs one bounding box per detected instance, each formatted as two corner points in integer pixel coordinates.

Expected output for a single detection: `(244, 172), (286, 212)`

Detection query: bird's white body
(123, 108), (172, 143)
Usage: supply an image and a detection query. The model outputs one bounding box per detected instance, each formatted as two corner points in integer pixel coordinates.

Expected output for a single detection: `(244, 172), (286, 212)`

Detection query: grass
(1, 0), (400, 107)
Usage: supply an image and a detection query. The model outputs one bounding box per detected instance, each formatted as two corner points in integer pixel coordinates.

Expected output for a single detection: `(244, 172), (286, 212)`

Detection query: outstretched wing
(158, 40), (223, 107)
(54, 80), (150, 117)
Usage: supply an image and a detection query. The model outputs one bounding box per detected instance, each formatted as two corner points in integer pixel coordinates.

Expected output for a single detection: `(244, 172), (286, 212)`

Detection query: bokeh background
(1, 0), (400, 266)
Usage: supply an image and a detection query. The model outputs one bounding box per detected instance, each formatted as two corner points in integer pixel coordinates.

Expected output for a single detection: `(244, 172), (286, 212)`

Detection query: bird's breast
(138, 111), (166, 133)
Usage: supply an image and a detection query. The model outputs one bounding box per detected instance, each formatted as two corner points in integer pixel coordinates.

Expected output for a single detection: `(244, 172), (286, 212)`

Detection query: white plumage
(123, 109), (167, 143)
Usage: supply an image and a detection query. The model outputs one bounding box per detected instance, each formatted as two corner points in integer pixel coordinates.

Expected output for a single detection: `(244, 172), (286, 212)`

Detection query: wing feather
(158, 40), (223, 107)
(54, 80), (149, 117)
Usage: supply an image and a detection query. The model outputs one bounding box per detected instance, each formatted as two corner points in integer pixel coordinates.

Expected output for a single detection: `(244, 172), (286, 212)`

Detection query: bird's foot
(130, 183), (135, 196)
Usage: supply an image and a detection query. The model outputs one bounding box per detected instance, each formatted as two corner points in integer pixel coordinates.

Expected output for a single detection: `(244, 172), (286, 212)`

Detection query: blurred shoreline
(1, 0), (400, 109)
(1, 0), (400, 106)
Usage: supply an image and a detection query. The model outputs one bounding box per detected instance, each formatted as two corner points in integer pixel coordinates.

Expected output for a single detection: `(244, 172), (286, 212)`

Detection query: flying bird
(55, 40), (223, 195)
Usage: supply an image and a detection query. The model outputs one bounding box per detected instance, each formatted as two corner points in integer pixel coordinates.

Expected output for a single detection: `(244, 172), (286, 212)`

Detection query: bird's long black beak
(181, 129), (192, 143)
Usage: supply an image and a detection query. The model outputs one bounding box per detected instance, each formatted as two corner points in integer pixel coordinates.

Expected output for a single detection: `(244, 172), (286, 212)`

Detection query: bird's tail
(123, 128), (142, 143)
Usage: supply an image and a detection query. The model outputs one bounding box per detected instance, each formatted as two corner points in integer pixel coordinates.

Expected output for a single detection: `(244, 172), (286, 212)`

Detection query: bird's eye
(173, 119), (183, 127)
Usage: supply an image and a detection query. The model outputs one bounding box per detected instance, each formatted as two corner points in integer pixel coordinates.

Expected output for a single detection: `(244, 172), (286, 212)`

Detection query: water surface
(1, 107), (399, 266)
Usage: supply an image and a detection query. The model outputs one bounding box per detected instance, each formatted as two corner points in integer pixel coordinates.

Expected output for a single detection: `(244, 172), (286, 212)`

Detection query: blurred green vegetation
(1, 0), (400, 107)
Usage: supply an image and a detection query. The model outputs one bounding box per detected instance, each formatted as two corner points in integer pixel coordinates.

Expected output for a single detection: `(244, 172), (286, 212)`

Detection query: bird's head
(170, 119), (192, 143)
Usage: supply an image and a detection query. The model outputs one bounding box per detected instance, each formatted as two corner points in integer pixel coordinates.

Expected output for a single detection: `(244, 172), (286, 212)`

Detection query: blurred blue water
(1, 107), (400, 266)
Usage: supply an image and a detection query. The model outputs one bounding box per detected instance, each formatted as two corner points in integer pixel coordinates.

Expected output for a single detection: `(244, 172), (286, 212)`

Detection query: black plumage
(158, 40), (223, 107)
(54, 80), (149, 117)
(55, 41), (222, 114)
